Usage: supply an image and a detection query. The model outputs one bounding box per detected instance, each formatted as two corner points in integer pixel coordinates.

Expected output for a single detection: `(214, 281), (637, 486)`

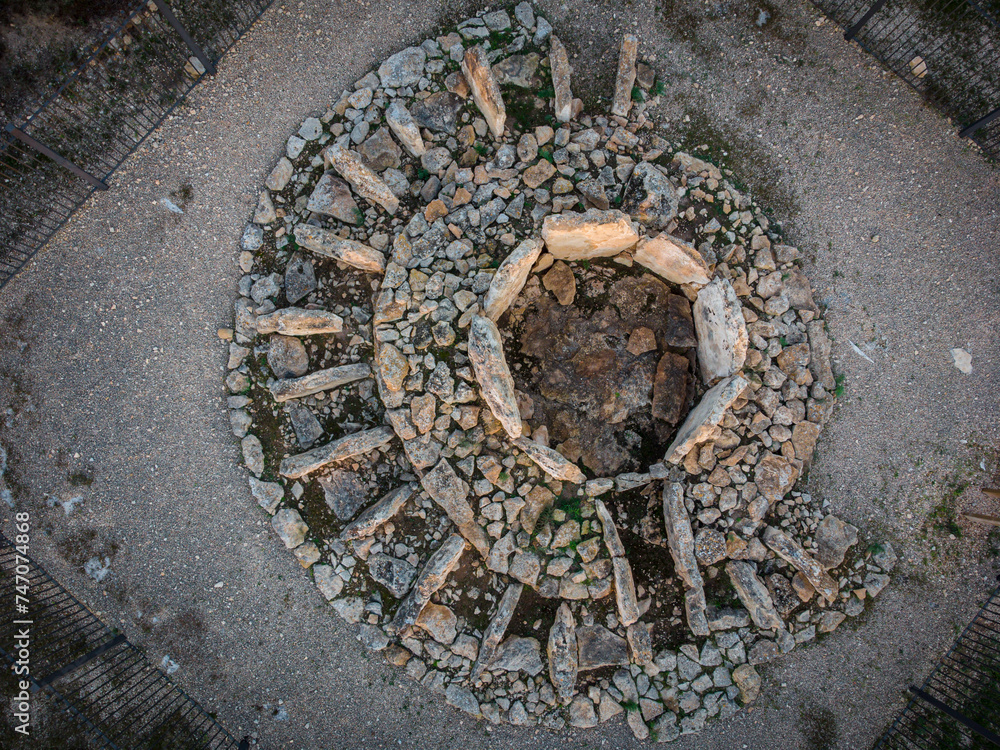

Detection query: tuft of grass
(834, 374), (846, 399)
(631, 86), (645, 103)
(652, 80), (666, 96)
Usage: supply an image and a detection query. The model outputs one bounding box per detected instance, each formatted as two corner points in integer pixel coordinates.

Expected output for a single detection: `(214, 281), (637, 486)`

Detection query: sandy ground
(1, 0), (999, 748)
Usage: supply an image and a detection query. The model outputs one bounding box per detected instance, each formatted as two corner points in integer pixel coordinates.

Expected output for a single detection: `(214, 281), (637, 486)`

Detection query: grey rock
(358, 623), (390, 651)
(815, 514), (859, 569)
(472, 582), (523, 681)
(378, 46), (427, 88)
(359, 126), (402, 172)
(548, 602), (578, 701)
(271, 508), (307, 549)
(285, 401), (324, 448)
(270, 363), (371, 402)
(368, 552), (417, 598)
(663, 482), (710, 636)
(284, 253), (317, 304)
(267, 334), (308, 379)
(241, 224), (263, 251)
(568, 695), (597, 728)
(307, 172), (362, 224)
(318, 470), (367, 520)
(411, 92), (464, 134)
(280, 426), (394, 479)
(577, 624), (629, 670)
(249, 476), (283, 513)
(622, 162), (679, 230)
(864, 572), (890, 598)
(341, 485), (414, 541)
(241, 435), (264, 476)
(445, 684), (481, 717)
(490, 636), (544, 676)
(726, 560), (784, 631)
(390, 534), (467, 634)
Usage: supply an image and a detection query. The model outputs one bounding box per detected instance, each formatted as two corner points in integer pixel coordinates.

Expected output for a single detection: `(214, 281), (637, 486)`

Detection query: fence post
(150, 0), (217, 76)
(4, 125), (109, 190)
(844, 0), (890, 40)
(959, 106), (1000, 138)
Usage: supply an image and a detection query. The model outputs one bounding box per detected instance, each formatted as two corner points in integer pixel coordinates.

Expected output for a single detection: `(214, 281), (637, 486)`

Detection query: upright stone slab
(256, 307), (344, 336)
(279, 426), (394, 479)
(483, 239), (543, 321)
(514, 437), (586, 484)
(323, 143), (400, 215)
(693, 277), (748, 384)
(611, 34), (638, 118)
(663, 481), (710, 637)
(269, 363), (371, 402)
(294, 223), (386, 273)
(421, 459), (490, 558)
(385, 101), (426, 157)
(468, 315), (522, 440)
(549, 36), (574, 123)
(472, 582), (523, 681)
(726, 560), (784, 631)
(762, 526), (840, 603)
(548, 602), (579, 701)
(389, 534), (467, 634)
(541, 209), (638, 260)
(340, 484), (414, 540)
(665, 374), (748, 464)
(633, 234), (710, 287)
(461, 46), (506, 138)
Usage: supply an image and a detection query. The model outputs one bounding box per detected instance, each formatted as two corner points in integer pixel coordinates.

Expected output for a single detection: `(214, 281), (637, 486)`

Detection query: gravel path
(1, 0), (998, 748)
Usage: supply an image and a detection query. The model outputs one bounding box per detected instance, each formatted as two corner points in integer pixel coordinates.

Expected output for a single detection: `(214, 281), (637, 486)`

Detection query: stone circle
(226, 5), (896, 740)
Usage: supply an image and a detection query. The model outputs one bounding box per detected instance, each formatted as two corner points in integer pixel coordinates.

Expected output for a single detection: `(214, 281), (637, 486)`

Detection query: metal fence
(812, 0), (1000, 160)
(874, 577), (1000, 749)
(0, 0), (274, 291)
(0, 532), (249, 749)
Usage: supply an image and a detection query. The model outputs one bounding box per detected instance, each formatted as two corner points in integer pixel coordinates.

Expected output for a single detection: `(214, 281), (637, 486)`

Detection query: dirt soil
(0, 0), (998, 748)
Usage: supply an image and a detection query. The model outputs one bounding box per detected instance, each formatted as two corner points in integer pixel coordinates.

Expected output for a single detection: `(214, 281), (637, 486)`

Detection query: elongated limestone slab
(483, 239), (542, 321)
(611, 34), (638, 118)
(461, 46), (506, 138)
(549, 36), (573, 123)
(665, 373), (748, 464)
(468, 315), (522, 440)
(472, 582), (523, 682)
(594, 498), (626, 557)
(279, 426), (394, 479)
(693, 277), (748, 384)
(515, 437), (586, 484)
(612, 557), (640, 627)
(548, 602), (579, 701)
(389, 533), (467, 634)
(269, 363), (371, 402)
(726, 560), (784, 631)
(541, 209), (638, 260)
(633, 234), (711, 287)
(421, 459), (491, 558)
(385, 101), (426, 157)
(294, 223), (386, 273)
(762, 526), (840, 603)
(340, 484), (414, 540)
(323, 142), (399, 214)
(256, 307), (344, 336)
(663, 481), (710, 637)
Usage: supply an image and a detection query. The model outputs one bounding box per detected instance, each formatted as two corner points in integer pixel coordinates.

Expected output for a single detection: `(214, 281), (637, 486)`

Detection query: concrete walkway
(1, 0), (998, 748)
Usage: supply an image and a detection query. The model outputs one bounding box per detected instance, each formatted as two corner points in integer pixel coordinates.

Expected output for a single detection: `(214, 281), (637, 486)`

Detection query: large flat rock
(279, 426), (394, 479)
(389, 534), (466, 634)
(726, 560), (784, 631)
(420, 459), (490, 558)
(483, 239), (542, 321)
(611, 34), (638, 118)
(323, 143), (400, 215)
(294, 223), (386, 273)
(341, 484), (414, 541)
(385, 101), (426, 157)
(256, 307), (344, 336)
(461, 46), (506, 138)
(548, 602), (579, 701)
(664, 373), (748, 464)
(541, 209), (638, 260)
(763, 526), (840, 602)
(468, 315), (522, 440)
(693, 277), (748, 384)
(269, 363), (371, 402)
(662, 481), (710, 636)
(514, 437), (585, 484)
(472, 582), (523, 681)
(633, 233), (710, 287)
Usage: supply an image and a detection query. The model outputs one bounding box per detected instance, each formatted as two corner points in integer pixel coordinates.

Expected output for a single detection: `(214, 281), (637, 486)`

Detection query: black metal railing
(0, 0), (274, 291)
(812, 0), (1000, 160)
(874, 577), (1000, 749)
(0, 533), (249, 749)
